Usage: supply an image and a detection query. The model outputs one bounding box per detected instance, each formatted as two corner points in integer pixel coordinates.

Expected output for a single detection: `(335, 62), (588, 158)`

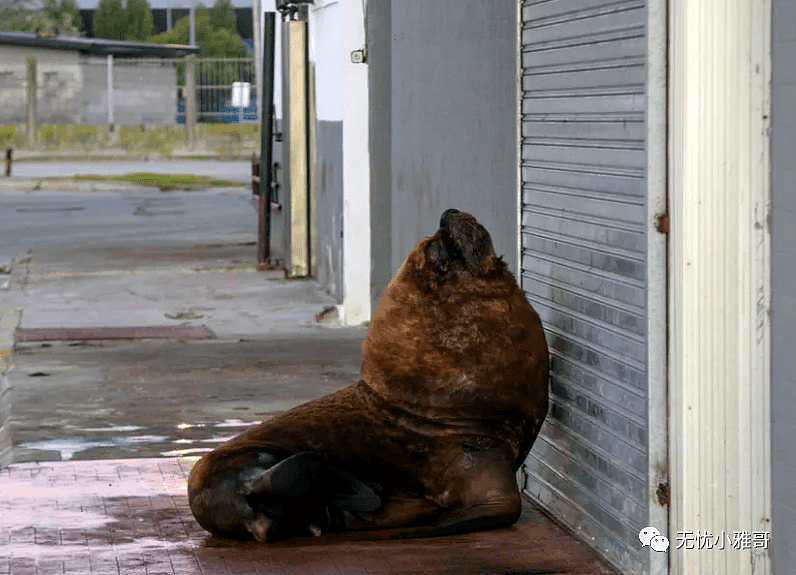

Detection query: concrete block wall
(80, 58), (179, 126)
(0, 45), (81, 125)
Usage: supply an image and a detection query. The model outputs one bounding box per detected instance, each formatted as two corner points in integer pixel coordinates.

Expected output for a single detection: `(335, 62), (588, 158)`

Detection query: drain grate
(16, 325), (215, 342)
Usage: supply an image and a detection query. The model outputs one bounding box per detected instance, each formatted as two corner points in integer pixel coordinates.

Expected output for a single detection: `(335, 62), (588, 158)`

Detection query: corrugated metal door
(519, 1), (649, 573)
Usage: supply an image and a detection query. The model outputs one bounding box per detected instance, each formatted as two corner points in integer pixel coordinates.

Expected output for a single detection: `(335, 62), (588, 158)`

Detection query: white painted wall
(341, 0), (370, 325)
(309, 0), (344, 123)
(669, 0), (772, 573)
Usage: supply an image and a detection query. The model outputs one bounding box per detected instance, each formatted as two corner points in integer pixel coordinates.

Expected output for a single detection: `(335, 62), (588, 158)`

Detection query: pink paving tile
(0, 457), (620, 575)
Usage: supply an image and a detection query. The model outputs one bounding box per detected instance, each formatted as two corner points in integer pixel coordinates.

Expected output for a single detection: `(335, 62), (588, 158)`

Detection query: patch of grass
(69, 172), (241, 189)
(0, 125), (25, 149)
(39, 125), (106, 150)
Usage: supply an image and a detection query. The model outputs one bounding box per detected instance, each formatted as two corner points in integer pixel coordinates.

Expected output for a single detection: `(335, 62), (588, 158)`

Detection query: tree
(1, 0), (81, 36)
(123, 0), (153, 41)
(208, 0), (236, 35)
(93, 0), (125, 40)
(148, 4), (247, 58)
(44, 0), (81, 33)
(94, 0), (153, 42)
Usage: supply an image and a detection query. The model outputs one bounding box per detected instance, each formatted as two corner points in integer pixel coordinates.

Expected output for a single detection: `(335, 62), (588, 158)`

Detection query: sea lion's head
(361, 209), (548, 436)
(424, 208), (497, 279)
(387, 209), (512, 302)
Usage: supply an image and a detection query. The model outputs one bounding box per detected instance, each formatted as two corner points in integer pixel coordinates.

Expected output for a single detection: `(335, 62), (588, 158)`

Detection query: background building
(0, 31), (198, 125)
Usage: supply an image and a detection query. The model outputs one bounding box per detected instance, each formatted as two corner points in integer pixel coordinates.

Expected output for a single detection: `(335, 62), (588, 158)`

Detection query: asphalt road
(0, 187), (257, 265)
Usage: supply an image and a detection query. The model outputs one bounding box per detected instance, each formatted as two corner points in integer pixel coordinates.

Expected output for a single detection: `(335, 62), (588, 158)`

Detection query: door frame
(667, 0), (773, 573)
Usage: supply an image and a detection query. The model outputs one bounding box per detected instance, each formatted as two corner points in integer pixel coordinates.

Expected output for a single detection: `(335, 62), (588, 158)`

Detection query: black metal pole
(258, 11), (277, 268)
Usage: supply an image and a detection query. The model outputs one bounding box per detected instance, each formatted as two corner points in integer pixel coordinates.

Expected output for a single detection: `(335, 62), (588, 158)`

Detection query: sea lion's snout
(439, 208), (461, 230)
(429, 209), (496, 276)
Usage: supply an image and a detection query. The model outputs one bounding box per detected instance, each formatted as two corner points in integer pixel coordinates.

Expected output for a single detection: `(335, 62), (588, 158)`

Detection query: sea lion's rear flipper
(240, 451), (382, 512)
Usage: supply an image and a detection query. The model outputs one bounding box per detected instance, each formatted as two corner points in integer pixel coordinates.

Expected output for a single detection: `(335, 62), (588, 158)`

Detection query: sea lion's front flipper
(391, 503), (521, 539)
(393, 441), (522, 539)
(240, 451), (382, 512)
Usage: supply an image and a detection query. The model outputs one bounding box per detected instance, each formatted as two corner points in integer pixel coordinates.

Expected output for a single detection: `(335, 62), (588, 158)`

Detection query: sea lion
(188, 209), (549, 542)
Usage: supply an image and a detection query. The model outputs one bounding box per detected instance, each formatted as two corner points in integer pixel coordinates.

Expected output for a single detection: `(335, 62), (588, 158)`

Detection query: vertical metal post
(258, 12), (276, 267)
(308, 60), (316, 277)
(189, 1), (196, 46)
(4, 149), (11, 177)
(166, 6), (172, 30)
(185, 55), (197, 148)
(252, 0), (262, 122)
(26, 57), (37, 148)
(106, 54), (114, 130)
(281, 17), (309, 278)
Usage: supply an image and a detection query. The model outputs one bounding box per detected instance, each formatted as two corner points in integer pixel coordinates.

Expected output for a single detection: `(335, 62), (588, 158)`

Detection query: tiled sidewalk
(0, 458), (619, 575)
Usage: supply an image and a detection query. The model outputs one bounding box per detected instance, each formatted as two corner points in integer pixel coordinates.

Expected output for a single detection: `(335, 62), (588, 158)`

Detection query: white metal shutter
(519, 1), (648, 573)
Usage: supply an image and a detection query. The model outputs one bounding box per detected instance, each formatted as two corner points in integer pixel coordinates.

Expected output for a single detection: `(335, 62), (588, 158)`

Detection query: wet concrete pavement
(10, 334), (363, 462)
(0, 180), (619, 574)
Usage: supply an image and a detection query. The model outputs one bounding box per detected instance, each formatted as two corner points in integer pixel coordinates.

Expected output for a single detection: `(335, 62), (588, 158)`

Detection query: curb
(0, 178), (153, 192)
(8, 152), (257, 162)
(0, 178), (250, 193)
(0, 300), (20, 372)
(0, 300), (22, 469)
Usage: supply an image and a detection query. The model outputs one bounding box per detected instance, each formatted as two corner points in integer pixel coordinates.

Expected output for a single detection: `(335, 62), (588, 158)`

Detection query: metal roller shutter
(519, 1), (649, 573)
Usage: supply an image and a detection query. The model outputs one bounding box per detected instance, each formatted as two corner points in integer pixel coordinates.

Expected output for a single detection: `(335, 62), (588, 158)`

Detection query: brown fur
(188, 210), (549, 541)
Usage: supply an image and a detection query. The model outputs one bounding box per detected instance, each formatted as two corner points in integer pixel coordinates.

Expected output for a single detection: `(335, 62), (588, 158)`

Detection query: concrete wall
(367, 0), (519, 307)
(367, 0), (392, 314)
(0, 45), (82, 125)
(0, 47), (178, 126)
(309, 0), (345, 302)
(770, 0), (796, 572)
(80, 58), (178, 126)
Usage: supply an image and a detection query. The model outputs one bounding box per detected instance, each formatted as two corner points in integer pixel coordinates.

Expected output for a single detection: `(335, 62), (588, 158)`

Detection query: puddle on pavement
(16, 420), (261, 461)
(81, 425), (146, 432)
(212, 419), (261, 428)
(18, 435), (170, 460)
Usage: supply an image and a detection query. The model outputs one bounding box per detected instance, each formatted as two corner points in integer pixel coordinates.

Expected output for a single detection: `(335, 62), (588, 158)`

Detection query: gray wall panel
(388, 0), (518, 276)
(367, 0), (393, 312)
(770, 0), (796, 572)
(520, 0), (648, 573)
(314, 120), (344, 302)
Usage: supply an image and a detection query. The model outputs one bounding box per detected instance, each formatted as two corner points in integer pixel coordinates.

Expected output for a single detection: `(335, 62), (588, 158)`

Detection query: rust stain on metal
(655, 213), (670, 234)
(656, 481), (670, 506)
(15, 325), (215, 342)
